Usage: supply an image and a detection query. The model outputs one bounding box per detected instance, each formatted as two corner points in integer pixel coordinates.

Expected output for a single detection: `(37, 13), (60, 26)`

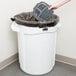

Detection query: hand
(49, 0), (71, 10)
(49, 5), (58, 10)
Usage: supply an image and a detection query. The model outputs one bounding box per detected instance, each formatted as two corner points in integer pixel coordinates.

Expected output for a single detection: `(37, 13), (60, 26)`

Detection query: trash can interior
(13, 12), (59, 28)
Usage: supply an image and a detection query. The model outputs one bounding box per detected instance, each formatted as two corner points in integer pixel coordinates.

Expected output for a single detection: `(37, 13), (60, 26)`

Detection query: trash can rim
(13, 12), (59, 28)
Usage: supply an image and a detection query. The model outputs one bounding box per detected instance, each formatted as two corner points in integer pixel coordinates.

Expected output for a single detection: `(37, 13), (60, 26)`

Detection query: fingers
(49, 5), (58, 10)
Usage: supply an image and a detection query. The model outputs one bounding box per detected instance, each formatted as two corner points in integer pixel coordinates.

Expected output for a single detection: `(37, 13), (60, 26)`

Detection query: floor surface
(0, 61), (76, 76)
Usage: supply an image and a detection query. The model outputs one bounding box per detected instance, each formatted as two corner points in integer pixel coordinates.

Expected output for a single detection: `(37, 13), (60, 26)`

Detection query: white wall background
(56, 0), (76, 59)
(0, 0), (76, 62)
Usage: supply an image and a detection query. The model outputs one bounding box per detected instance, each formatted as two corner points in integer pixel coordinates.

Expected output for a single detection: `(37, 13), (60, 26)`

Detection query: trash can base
(20, 63), (55, 75)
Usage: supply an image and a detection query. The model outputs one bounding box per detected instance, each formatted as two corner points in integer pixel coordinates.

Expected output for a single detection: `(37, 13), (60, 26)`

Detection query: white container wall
(11, 22), (61, 75)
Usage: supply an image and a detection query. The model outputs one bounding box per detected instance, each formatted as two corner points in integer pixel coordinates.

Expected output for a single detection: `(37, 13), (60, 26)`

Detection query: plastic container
(33, 2), (53, 21)
(11, 12), (61, 75)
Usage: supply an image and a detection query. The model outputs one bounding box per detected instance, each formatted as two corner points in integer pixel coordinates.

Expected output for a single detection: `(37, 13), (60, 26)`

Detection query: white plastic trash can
(11, 22), (61, 75)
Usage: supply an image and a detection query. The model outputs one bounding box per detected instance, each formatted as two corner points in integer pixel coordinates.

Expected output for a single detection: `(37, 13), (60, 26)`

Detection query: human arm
(49, 0), (71, 10)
